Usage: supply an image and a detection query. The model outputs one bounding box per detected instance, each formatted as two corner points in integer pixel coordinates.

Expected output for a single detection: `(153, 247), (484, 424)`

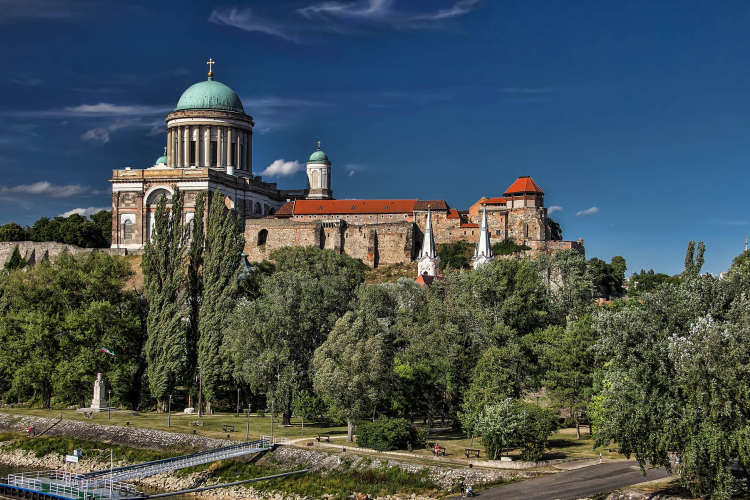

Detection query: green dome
(175, 77), (244, 114)
(155, 155), (168, 165)
(308, 148), (331, 165)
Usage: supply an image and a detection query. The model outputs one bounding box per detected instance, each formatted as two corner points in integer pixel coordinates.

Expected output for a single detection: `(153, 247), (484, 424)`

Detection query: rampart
(0, 242), (127, 266)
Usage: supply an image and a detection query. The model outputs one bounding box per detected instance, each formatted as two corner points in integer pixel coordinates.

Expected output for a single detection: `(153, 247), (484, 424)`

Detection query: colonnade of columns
(166, 124), (252, 172)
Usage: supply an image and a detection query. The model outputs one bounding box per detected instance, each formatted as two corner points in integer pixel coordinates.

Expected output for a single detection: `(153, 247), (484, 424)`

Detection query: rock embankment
(0, 413), (229, 451)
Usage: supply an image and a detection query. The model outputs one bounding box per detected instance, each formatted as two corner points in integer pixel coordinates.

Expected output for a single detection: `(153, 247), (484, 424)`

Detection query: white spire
(417, 208), (440, 277)
(472, 206), (494, 269)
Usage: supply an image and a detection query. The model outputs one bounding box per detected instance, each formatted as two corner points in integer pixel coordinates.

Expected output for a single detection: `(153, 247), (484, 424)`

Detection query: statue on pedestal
(91, 373), (105, 410)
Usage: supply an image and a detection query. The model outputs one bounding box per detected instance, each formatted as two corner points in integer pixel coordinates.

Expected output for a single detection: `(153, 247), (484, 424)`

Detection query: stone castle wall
(0, 241), (127, 266)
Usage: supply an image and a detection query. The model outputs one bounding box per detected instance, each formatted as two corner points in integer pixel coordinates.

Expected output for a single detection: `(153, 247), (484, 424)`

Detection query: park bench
(223, 424), (235, 432)
(316, 434), (330, 442)
(465, 448), (480, 458)
(433, 445), (446, 456)
(190, 420), (204, 427)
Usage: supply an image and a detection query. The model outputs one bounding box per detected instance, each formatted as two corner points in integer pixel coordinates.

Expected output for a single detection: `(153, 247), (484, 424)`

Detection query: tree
(546, 217), (562, 241)
(517, 401), (559, 461)
(491, 238), (531, 256)
(198, 190), (244, 413)
(4, 245), (27, 271)
(269, 246), (367, 291)
(142, 189), (188, 410)
(313, 311), (394, 441)
(475, 399), (523, 459)
(185, 192), (205, 401)
(0, 223), (26, 242)
(459, 346), (522, 442)
(684, 240), (706, 277)
(534, 315), (597, 439)
(436, 241), (472, 270)
(609, 256), (627, 283)
(89, 210), (113, 247)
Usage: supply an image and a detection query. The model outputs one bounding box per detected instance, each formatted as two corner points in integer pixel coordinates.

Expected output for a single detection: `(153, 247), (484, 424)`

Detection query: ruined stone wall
(243, 219), (320, 262)
(0, 241), (127, 266)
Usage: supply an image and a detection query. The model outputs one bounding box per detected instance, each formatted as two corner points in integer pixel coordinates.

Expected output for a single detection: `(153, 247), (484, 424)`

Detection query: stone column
(237, 131), (243, 170)
(203, 126), (210, 167)
(226, 128), (233, 167)
(185, 126), (191, 166)
(176, 126), (183, 167)
(167, 129), (173, 166)
(218, 126), (224, 167)
(246, 130), (252, 173)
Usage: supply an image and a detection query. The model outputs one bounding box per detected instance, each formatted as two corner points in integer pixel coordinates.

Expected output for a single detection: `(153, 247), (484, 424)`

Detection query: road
(477, 460), (673, 500)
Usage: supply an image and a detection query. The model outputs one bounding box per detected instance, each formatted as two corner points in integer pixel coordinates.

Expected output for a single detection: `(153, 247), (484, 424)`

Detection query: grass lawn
(0, 408), (347, 443)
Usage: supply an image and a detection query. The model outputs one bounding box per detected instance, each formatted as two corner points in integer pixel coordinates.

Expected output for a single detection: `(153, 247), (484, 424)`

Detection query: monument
(91, 373), (106, 410)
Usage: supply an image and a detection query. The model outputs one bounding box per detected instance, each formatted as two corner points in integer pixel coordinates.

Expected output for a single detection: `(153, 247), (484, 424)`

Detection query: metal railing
(7, 470), (141, 500)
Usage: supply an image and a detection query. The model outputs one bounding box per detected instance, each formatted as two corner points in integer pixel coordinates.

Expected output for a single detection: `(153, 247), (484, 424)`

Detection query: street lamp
(196, 366), (203, 418)
(108, 390), (111, 420)
(168, 394), (172, 428)
(246, 403), (251, 441)
(236, 388), (240, 418)
(269, 400), (274, 445)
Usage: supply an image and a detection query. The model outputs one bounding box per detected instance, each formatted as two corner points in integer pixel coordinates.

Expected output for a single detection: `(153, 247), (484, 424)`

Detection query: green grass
(181, 459), (442, 500)
(0, 408), (348, 443)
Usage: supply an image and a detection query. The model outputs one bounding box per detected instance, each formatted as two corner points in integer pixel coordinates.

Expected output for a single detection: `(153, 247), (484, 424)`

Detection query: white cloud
(81, 119), (137, 144)
(348, 170), (355, 177)
(211, 0), (482, 42)
(259, 159), (304, 177)
(575, 207), (599, 217)
(59, 206), (110, 218)
(208, 8), (302, 42)
(0, 181), (87, 198)
(547, 205), (562, 215)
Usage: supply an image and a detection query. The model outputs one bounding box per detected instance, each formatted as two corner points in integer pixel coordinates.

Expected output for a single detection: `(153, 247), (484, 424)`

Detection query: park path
(477, 460), (672, 500)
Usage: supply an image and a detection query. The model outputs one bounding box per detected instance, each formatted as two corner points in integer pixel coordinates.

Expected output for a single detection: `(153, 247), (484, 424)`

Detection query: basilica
(110, 62), (583, 271)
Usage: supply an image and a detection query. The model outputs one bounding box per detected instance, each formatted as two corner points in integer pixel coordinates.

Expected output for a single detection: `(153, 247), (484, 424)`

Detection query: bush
(492, 238), (531, 256)
(356, 416), (425, 451)
(437, 241), (472, 270)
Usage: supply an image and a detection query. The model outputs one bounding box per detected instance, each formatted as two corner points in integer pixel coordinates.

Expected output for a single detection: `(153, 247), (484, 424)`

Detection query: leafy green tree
(313, 311), (394, 441)
(546, 217), (563, 241)
(0, 223), (26, 242)
(27, 217), (59, 242)
(4, 245), (27, 271)
(269, 246), (367, 291)
(475, 399), (523, 459)
(198, 190), (244, 413)
(588, 257), (623, 299)
(185, 192), (205, 399)
(628, 269), (681, 295)
(89, 210), (113, 247)
(684, 240), (706, 277)
(491, 238), (531, 256)
(142, 189), (188, 410)
(436, 240), (472, 270)
(610, 256), (627, 283)
(517, 401), (559, 461)
(459, 346), (522, 442)
(533, 315), (597, 439)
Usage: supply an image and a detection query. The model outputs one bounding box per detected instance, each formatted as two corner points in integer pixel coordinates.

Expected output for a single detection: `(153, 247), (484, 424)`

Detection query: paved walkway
(477, 460), (672, 500)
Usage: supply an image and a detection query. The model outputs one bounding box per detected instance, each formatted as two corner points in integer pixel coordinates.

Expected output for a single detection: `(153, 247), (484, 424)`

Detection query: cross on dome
(207, 58), (216, 73)
(317, 141), (321, 150)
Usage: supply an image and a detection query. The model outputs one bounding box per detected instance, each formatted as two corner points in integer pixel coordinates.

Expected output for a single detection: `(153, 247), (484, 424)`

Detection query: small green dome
(175, 77), (244, 114)
(155, 155), (168, 166)
(308, 147), (331, 165)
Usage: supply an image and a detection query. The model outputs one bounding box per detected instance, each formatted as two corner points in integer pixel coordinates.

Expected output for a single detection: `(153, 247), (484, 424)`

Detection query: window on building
(122, 219), (134, 240)
(230, 143), (236, 166)
(239, 145), (244, 168)
(189, 141), (196, 166)
(210, 140), (218, 167)
(257, 229), (268, 246)
(311, 170), (320, 189)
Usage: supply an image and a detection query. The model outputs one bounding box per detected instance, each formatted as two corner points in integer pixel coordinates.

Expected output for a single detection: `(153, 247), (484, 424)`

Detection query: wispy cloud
(81, 119), (139, 144)
(0, 181), (87, 198)
(259, 160), (304, 177)
(210, 0), (482, 42)
(60, 206), (109, 218)
(575, 207), (599, 217)
(547, 205), (562, 215)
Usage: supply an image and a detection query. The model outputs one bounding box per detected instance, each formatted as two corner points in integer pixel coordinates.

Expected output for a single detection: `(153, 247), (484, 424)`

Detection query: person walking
(459, 480), (466, 497)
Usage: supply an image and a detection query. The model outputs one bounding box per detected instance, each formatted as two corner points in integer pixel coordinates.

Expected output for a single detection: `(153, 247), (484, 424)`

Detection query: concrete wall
(0, 241), (127, 266)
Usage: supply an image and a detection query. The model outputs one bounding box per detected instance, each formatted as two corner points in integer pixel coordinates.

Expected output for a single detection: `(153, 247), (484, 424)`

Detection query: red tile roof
(290, 199), (417, 215)
(275, 201), (295, 217)
(414, 200), (449, 211)
(447, 208), (461, 219)
(504, 176), (544, 195)
(460, 223), (479, 228)
(415, 275), (446, 286)
(480, 197), (507, 205)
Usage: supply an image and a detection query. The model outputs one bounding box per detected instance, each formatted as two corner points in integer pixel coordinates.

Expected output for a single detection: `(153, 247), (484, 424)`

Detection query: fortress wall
(0, 241), (126, 266)
(243, 219), (320, 262)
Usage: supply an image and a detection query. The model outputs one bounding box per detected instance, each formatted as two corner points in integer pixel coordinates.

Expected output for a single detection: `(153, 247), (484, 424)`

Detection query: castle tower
(472, 207), (494, 269)
(306, 142), (333, 200)
(417, 208), (440, 277)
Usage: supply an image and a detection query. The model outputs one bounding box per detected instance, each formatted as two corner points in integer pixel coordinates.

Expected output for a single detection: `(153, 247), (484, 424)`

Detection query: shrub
(492, 238), (531, 256)
(356, 416), (424, 451)
(437, 241), (472, 270)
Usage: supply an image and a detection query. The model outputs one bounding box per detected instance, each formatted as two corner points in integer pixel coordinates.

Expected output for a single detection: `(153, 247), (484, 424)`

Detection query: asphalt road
(476, 461), (673, 500)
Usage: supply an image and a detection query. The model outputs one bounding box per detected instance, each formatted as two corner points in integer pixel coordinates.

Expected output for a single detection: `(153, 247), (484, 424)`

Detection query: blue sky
(1, 0), (749, 276)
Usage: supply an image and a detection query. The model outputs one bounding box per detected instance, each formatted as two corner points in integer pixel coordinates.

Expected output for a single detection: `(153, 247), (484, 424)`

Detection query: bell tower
(306, 142), (333, 200)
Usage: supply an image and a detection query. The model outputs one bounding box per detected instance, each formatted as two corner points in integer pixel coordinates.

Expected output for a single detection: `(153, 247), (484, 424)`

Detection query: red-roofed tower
(504, 175), (544, 209)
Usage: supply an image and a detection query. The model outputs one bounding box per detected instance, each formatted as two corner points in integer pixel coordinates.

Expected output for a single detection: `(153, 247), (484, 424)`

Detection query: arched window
(122, 219), (134, 240)
(269, 208), (276, 216)
(147, 188), (171, 205)
(311, 170), (320, 189)
(254, 202), (262, 215)
(257, 229), (268, 246)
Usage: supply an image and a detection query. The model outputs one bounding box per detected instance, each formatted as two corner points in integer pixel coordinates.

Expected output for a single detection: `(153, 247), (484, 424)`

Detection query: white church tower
(417, 209), (440, 277)
(472, 207), (494, 269)
(306, 142), (333, 200)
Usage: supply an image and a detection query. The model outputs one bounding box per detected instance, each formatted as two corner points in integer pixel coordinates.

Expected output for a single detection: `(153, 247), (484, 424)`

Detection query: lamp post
(270, 400), (274, 445)
(108, 390), (111, 420)
(236, 388), (240, 418)
(168, 394), (172, 428)
(246, 404), (251, 441)
(197, 366), (203, 418)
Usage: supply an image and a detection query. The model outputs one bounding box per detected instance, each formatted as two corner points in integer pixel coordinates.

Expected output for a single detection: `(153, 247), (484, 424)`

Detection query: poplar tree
(197, 190), (244, 413)
(186, 191), (206, 391)
(142, 189), (188, 410)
